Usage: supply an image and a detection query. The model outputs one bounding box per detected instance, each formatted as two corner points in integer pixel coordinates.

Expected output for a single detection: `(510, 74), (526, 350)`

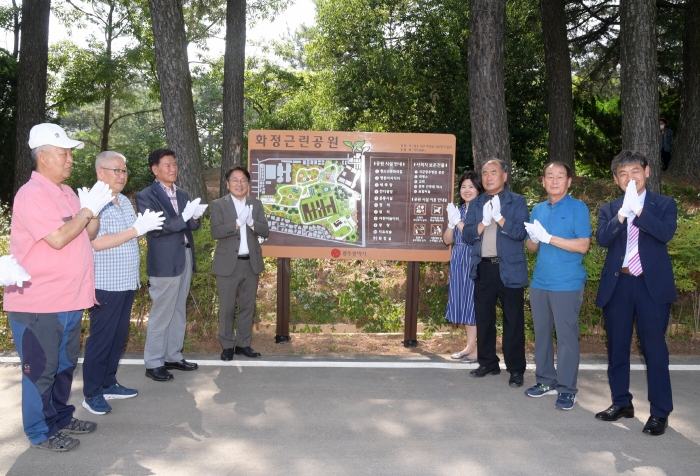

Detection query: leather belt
(483, 257), (499, 264)
(238, 255), (250, 260)
(620, 267), (642, 276)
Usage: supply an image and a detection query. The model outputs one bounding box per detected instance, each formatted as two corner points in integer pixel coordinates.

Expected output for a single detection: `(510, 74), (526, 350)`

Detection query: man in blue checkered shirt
(81, 151), (165, 415)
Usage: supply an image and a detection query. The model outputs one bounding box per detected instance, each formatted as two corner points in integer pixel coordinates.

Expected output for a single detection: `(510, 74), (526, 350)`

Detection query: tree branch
(65, 0), (108, 29)
(108, 108), (160, 128)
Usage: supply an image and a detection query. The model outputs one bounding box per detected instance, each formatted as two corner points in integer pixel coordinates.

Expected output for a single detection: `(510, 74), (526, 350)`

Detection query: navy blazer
(595, 191), (677, 307)
(135, 181), (201, 277)
(462, 189), (529, 288)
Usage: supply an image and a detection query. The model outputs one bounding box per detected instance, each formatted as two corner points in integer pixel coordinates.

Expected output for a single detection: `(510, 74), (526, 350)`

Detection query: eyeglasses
(229, 178), (248, 184)
(101, 167), (129, 176)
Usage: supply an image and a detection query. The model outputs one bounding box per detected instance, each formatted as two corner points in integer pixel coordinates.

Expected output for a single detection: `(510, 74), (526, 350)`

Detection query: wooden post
(403, 261), (419, 347)
(275, 257), (291, 343)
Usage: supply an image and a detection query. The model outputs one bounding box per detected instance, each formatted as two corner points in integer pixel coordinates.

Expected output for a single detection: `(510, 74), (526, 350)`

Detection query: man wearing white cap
(3, 123), (114, 452)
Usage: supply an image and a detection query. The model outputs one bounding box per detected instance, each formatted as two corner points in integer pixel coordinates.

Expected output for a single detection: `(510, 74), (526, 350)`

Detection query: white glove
(533, 220), (552, 244)
(133, 209), (165, 237)
(491, 194), (502, 222)
(618, 180), (635, 219)
(524, 222), (539, 244)
(236, 205), (251, 227)
(80, 181), (114, 216)
(625, 179), (642, 215)
(192, 203), (208, 220)
(482, 200), (493, 227)
(181, 198), (201, 222)
(245, 205), (254, 227)
(0, 255), (31, 287)
(446, 203), (460, 229)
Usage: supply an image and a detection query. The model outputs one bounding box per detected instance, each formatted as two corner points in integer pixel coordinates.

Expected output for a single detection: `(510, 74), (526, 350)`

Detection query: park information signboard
(248, 130), (456, 262)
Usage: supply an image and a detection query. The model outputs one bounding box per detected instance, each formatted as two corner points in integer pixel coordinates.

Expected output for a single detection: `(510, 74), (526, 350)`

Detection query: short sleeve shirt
(530, 194), (591, 291)
(3, 171), (96, 312)
(93, 194), (140, 291)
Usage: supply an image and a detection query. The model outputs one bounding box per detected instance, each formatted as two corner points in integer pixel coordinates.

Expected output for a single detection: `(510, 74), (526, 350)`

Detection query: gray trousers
(530, 288), (583, 394)
(144, 248), (193, 369)
(216, 259), (258, 349)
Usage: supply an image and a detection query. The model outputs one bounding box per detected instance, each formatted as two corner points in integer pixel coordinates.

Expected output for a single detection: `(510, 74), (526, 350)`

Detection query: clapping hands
(236, 204), (251, 227)
(245, 205), (254, 227)
(524, 219), (552, 244)
(78, 181), (114, 216)
(133, 209), (165, 237)
(491, 194), (502, 222)
(482, 195), (503, 227)
(192, 203), (208, 220)
(181, 198), (201, 222)
(446, 203), (461, 229)
(618, 180), (642, 219)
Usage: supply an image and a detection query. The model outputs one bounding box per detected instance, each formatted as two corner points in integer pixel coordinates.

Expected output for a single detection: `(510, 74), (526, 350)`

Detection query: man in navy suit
(135, 149), (207, 382)
(594, 150), (677, 436)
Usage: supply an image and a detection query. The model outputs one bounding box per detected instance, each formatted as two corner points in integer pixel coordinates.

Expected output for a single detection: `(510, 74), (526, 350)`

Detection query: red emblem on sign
(331, 249), (341, 258)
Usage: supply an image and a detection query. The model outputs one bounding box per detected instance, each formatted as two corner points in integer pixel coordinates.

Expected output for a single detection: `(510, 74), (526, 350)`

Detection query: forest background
(0, 0), (699, 354)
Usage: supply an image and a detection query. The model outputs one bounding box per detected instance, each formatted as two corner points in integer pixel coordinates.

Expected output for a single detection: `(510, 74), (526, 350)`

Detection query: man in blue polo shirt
(523, 161), (591, 410)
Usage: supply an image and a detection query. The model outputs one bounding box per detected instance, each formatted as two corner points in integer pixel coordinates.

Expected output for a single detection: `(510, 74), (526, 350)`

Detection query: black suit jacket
(595, 190), (677, 307)
(135, 181), (201, 277)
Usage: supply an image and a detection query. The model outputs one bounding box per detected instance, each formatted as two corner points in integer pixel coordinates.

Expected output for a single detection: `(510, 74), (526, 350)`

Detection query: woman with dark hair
(443, 171), (484, 363)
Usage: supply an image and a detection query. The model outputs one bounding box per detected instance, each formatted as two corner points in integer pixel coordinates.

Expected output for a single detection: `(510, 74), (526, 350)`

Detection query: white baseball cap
(28, 123), (84, 150)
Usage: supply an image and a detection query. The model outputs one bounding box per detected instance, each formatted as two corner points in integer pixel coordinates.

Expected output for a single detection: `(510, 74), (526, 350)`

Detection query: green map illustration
(261, 159), (362, 243)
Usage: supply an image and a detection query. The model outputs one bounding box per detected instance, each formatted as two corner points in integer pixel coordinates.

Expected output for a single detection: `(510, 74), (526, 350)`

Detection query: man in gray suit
(211, 166), (270, 360)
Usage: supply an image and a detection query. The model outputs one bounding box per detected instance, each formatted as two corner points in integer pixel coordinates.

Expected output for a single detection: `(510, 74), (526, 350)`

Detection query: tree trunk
(101, 1), (114, 152)
(468, 0), (511, 176)
(13, 0), (51, 194)
(149, 0), (207, 202)
(540, 0), (575, 172)
(101, 86), (112, 151)
(668, 0), (700, 179)
(220, 0), (246, 198)
(11, 0), (19, 58)
(619, 0), (660, 192)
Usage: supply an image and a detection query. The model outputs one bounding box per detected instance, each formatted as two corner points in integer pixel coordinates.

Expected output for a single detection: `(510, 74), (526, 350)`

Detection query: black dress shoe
(221, 348), (234, 361)
(508, 371), (524, 387)
(234, 346), (261, 358)
(469, 366), (501, 377)
(163, 359), (199, 371)
(595, 404), (635, 421)
(145, 367), (173, 382)
(643, 415), (668, 436)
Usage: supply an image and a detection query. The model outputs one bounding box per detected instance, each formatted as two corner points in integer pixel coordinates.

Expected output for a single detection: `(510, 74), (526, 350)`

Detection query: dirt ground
(164, 331), (700, 357)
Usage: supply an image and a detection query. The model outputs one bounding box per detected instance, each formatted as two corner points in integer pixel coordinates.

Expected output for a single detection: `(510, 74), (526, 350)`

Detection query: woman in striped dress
(443, 171), (484, 363)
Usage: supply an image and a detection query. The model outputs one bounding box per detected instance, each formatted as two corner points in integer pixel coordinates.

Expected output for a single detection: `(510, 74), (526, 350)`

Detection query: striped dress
(444, 204), (475, 325)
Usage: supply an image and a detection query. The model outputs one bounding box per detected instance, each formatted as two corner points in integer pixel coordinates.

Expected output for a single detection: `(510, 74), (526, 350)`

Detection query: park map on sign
(250, 130), (454, 261)
(260, 149), (364, 245)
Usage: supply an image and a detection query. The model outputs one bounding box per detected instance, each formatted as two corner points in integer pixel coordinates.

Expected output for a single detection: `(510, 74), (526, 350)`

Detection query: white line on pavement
(0, 356), (698, 371)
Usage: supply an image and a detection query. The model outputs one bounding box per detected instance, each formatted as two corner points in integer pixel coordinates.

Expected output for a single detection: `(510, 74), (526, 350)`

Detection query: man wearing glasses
(82, 151), (165, 414)
(135, 149), (207, 381)
(210, 166), (269, 360)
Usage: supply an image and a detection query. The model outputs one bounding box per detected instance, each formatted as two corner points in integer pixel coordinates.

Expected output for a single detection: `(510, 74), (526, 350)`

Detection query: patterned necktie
(627, 222), (643, 276)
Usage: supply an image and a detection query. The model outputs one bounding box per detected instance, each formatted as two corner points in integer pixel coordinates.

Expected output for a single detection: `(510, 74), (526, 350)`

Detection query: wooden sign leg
(275, 257), (291, 343)
(403, 261), (419, 347)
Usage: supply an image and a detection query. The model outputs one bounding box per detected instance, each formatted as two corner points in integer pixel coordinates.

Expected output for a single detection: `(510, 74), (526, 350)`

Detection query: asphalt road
(1, 354), (699, 476)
